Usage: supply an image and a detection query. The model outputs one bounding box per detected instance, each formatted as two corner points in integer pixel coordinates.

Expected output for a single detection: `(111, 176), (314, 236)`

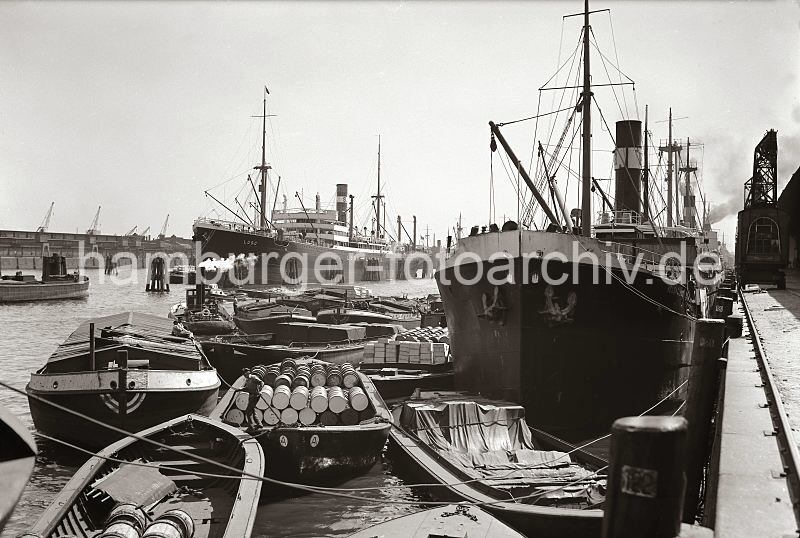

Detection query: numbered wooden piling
(602, 416), (688, 538)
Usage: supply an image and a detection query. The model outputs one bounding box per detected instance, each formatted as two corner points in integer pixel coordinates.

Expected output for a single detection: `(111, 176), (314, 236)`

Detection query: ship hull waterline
(436, 249), (696, 443)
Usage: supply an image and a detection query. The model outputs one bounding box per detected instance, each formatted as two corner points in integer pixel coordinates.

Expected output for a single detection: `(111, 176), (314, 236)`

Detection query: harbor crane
(86, 206), (101, 235)
(157, 214), (169, 239)
(36, 202), (54, 233)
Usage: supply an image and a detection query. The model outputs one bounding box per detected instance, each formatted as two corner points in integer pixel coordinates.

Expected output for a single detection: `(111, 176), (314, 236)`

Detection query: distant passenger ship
(194, 92), (429, 286)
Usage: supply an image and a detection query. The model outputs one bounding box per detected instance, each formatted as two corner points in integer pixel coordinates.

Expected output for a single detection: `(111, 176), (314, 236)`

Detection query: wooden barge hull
(27, 371), (219, 449)
(387, 425), (602, 538)
(22, 414), (264, 538)
(258, 423), (390, 486)
(0, 279), (89, 302)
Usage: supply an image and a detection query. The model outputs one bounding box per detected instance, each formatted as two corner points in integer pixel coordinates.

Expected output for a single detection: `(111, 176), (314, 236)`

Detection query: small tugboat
(168, 264), (196, 285)
(348, 504), (526, 538)
(26, 312), (221, 449)
(211, 358), (391, 486)
(388, 392), (606, 537)
(0, 253), (89, 303)
(0, 406), (37, 533)
(22, 414), (263, 538)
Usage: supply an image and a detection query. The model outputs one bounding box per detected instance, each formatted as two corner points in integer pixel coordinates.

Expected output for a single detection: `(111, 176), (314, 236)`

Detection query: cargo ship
(193, 93), (432, 286)
(436, 1), (721, 443)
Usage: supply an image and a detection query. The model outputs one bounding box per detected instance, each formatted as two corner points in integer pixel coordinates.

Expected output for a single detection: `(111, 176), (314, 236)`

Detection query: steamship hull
(437, 230), (697, 442)
(193, 222), (427, 286)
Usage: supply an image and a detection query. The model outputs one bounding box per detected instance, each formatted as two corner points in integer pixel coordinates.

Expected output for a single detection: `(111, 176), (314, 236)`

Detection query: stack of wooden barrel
(224, 359), (373, 427)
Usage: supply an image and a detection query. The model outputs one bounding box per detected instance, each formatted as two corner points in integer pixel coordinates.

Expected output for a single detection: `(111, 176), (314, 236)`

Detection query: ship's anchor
(479, 286), (507, 323)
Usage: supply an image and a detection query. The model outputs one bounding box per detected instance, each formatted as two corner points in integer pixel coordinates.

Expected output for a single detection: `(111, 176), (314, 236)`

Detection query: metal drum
(263, 407), (281, 426)
(290, 385), (310, 410)
(142, 509), (194, 538)
(225, 408), (245, 425)
(348, 387), (369, 412)
(327, 386), (347, 414)
(256, 386), (274, 410)
(299, 407), (317, 426)
(310, 364), (328, 387)
(99, 503), (147, 538)
(319, 410), (339, 426)
(234, 392), (251, 410)
(272, 385), (292, 410)
(280, 407), (299, 425)
(310, 386), (328, 413)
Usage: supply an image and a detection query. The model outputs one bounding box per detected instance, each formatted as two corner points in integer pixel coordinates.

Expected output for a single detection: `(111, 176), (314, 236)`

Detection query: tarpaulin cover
(399, 397), (597, 493)
(92, 461), (177, 506)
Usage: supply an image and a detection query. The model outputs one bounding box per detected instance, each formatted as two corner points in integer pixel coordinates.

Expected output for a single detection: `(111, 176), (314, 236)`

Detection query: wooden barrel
(264, 366), (280, 387)
(102, 503), (147, 538)
(262, 407), (280, 426)
(328, 386), (347, 414)
(340, 405), (359, 426)
(234, 392), (251, 410)
(341, 365), (359, 389)
(280, 407), (299, 425)
(310, 386), (328, 413)
(225, 408), (245, 425)
(326, 366), (342, 387)
(290, 386), (310, 410)
(272, 385), (291, 410)
(291, 374), (310, 389)
(310, 364), (328, 387)
(274, 374), (294, 388)
(348, 387), (369, 412)
(299, 407), (317, 426)
(142, 509), (194, 538)
(256, 386), (274, 410)
(319, 410), (339, 426)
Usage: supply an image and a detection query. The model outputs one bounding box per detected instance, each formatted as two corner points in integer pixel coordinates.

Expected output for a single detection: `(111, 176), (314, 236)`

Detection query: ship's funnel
(614, 120), (643, 214)
(336, 184), (348, 223)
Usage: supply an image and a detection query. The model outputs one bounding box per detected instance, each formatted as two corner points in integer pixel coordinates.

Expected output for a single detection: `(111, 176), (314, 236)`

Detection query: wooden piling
(683, 318), (726, 522)
(89, 323), (96, 371)
(602, 416), (688, 538)
(117, 349), (128, 419)
(145, 257), (170, 292)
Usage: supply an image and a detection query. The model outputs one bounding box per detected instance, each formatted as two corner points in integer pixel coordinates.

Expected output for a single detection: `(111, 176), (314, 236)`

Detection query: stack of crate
(362, 339), (449, 365)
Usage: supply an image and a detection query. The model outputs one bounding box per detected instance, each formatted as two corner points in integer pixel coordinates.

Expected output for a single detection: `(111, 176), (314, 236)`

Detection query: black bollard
(683, 318), (726, 522)
(602, 416), (688, 538)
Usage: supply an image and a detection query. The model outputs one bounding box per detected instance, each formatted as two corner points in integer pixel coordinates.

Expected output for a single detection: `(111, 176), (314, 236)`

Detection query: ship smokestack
(336, 184), (348, 223)
(315, 192), (321, 211)
(614, 120), (643, 215)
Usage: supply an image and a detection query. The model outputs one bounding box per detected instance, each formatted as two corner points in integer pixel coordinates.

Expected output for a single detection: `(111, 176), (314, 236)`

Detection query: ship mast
(254, 87), (273, 230)
(372, 135), (384, 240)
(580, 0), (592, 237)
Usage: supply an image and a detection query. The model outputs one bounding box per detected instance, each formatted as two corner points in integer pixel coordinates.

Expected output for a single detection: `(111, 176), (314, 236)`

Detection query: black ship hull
(437, 233), (698, 442)
(193, 222), (430, 286)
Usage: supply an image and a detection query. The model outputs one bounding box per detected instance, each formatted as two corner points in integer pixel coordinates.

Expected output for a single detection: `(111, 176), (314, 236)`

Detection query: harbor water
(0, 267), (439, 537)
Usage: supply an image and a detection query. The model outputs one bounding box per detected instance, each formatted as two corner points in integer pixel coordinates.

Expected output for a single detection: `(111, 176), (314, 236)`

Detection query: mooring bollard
(602, 416), (688, 538)
(683, 318), (726, 523)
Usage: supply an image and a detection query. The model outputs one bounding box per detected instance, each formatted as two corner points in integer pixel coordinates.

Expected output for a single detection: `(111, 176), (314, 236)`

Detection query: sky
(1, 1), (798, 251)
